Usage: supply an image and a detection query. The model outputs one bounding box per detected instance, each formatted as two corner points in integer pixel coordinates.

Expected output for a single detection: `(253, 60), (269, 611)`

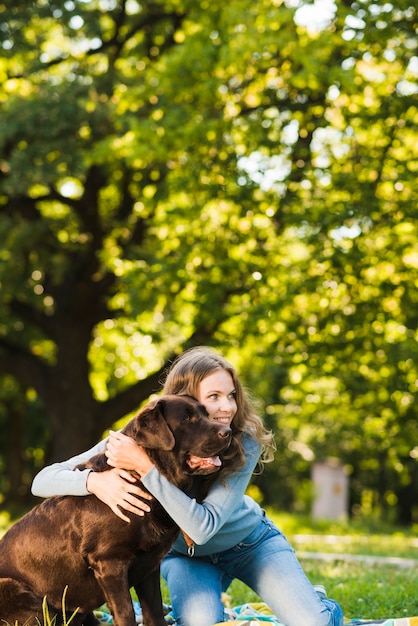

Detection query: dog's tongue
(187, 455), (222, 470)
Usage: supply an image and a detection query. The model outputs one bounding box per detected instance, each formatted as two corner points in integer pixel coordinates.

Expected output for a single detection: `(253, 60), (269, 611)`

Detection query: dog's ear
(130, 399), (176, 450)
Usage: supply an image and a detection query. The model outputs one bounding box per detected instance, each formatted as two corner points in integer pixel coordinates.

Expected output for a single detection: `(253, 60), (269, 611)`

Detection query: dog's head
(123, 395), (232, 486)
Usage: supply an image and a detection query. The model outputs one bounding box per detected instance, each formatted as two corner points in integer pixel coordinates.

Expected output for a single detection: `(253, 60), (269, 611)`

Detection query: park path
(294, 534), (418, 569)
(298, 550), (418, 568)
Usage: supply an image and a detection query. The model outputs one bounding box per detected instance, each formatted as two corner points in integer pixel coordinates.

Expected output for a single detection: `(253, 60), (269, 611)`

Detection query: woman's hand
(105, 430), (155, 476)
(87, 430), (156, 522)
(86, 467), (152, 523)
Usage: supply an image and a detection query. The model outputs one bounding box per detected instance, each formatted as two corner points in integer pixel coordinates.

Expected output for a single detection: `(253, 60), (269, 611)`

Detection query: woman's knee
(172, 597), (225, 626)
(162, 555), (226, 626)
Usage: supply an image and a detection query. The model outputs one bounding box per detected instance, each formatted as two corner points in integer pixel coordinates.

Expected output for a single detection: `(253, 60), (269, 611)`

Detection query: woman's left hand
(105, 430), (155, 476)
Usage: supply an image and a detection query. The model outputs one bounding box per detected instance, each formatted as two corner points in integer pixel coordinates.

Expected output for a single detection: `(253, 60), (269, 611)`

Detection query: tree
(0, 0), (417, 522)
(0, 0), (302, 494)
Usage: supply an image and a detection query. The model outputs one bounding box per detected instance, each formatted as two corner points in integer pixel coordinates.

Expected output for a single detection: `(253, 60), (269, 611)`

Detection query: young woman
(32, 347), (344, 626)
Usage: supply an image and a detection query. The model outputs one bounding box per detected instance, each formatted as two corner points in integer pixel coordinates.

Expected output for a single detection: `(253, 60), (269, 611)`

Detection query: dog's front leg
(93, 563), (136, 626)
(132, 567), (166, 626)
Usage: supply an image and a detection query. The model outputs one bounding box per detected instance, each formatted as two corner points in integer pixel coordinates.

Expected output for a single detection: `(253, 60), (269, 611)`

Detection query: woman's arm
(31, 438), (152, 523)
(141, 436), (260, 544)
(31, 441), (107, 497)
(105, 432), (261, 545)
(84, 430), (260, 540)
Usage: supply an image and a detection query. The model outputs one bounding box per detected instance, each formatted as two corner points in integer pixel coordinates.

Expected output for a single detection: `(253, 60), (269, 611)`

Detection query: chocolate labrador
(0, 395), (231, 626)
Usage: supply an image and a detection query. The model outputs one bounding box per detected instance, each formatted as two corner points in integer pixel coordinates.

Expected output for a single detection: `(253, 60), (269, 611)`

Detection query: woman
(32, 347), (343, 626)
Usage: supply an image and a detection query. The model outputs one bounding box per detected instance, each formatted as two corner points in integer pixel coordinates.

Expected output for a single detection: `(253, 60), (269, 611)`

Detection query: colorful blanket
(93, 601), (418, 626)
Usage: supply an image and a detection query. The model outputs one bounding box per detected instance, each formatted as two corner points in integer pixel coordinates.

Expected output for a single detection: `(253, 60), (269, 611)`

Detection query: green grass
(2, 510), (418, 623)
(39, 590), (79, 626)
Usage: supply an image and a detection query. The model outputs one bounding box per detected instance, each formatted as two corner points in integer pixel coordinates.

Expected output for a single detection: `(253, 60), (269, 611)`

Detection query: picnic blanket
(93, 600), (418, 626)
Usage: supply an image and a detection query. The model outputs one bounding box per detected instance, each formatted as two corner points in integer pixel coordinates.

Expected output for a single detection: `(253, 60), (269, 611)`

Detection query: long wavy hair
(162, 347), (275, 483)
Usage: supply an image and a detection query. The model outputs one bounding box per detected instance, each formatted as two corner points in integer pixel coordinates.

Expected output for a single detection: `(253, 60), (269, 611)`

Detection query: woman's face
(197, 369), (237, 426)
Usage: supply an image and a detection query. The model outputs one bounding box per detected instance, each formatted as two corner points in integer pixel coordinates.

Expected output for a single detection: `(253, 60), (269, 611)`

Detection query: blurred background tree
(0, 0), (417, 524)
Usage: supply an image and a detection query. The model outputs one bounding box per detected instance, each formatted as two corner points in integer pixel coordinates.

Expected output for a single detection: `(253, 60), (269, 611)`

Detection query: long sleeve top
(31, 433), (264, 557)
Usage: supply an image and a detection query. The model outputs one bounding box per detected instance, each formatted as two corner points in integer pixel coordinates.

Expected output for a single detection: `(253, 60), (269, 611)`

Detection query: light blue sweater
(31, 433), (264, 557)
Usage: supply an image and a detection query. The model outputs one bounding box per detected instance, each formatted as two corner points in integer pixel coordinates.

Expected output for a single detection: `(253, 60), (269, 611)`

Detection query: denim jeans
(161, 516), (344, 626)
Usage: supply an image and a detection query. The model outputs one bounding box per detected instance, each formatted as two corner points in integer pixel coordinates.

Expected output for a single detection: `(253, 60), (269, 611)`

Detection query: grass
(39, 589), (79, 626)
(2, 510), (418, 623)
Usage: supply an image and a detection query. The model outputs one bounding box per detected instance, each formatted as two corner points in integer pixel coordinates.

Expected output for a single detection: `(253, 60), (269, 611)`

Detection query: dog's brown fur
(0, 395), (231, 626)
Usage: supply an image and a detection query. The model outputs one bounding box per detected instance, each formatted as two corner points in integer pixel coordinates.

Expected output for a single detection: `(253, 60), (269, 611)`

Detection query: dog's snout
(218, 427), (232, 439)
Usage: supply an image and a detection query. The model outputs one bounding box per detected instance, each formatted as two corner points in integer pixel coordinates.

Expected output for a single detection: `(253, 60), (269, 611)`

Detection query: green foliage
(0, 0), (417, 522)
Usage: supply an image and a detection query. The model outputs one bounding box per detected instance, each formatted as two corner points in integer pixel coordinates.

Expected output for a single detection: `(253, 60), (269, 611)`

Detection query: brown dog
(0, 395), (231, 626)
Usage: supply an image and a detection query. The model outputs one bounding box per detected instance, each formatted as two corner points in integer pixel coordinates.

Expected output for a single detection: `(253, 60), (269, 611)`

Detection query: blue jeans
(161, 516), (343, 626)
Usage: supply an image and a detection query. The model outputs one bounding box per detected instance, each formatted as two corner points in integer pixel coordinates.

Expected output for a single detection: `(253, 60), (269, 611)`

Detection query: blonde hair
(162, 346), (275, 477)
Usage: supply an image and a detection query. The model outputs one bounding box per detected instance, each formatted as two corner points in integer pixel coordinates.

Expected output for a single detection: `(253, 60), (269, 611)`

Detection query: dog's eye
(183, 413), (192, 421)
